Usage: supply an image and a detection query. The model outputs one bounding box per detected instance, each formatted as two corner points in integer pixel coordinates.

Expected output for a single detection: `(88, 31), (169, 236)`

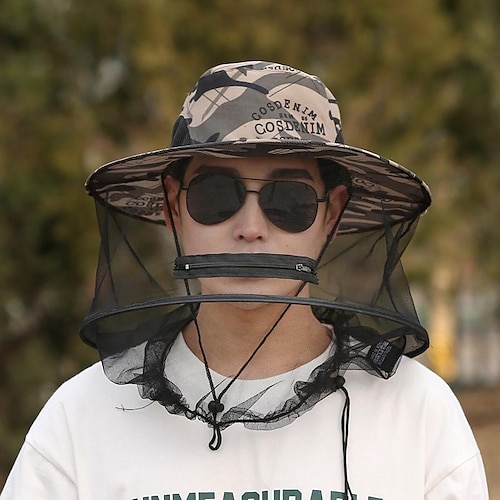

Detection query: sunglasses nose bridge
(244, 187), (261, 197)
(236, 180), (263, 209)
(238, 186), (266, 217)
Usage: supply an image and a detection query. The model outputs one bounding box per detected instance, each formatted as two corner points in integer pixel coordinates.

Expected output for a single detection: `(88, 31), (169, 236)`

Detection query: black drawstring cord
(208, 400), (224, 450)
(339, 385), (354, 499)
(209, 424), (223, 450)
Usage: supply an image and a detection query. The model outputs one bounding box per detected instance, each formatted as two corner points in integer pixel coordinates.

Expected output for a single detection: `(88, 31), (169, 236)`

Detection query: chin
(200, 276), (303, 300)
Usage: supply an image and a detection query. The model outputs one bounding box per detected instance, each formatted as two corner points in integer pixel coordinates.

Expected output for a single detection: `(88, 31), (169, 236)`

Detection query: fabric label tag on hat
(368, 340), (405, 373)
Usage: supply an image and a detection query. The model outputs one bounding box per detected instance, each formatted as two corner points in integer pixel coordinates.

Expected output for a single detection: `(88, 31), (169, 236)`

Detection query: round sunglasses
(181, 173), (327, 233)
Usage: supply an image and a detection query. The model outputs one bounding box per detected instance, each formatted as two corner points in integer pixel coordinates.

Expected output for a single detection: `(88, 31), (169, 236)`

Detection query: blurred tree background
(1, 0), (499, 485)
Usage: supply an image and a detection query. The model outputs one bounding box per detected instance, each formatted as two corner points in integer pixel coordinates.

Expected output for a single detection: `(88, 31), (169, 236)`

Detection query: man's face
(164, 156), (347, 297)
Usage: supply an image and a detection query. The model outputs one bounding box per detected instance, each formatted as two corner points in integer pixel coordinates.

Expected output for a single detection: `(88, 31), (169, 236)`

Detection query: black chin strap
(339, 384), (354, 499)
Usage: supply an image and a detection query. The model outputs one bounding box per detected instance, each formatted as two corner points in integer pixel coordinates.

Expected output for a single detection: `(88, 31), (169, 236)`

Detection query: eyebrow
(270, 168), (313, 181)
(192, 165), (314, 181)
(192, 165), (238, 176)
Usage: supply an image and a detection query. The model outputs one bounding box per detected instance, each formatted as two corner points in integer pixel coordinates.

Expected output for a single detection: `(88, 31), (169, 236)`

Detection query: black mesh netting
(80, 189), (429, 434)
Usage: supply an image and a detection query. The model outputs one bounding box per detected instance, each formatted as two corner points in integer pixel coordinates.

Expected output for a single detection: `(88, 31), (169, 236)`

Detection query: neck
(183, 300), (332, 379)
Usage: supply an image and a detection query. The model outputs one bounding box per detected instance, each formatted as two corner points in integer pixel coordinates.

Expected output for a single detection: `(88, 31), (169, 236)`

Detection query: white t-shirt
(1, 338), (489, 499)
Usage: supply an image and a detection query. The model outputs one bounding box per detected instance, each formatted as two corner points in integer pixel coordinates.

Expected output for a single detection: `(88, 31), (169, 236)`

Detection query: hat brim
(85, 140), (431, 234)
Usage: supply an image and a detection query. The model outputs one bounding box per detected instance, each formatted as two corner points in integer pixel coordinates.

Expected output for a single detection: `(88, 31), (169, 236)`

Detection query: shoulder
(344, 357), (487, 494)
(346, 355), (459, 402)
(386, 355), (452, 388)
(45, 362), (120, 409)
(390, 356), (467, 413)
(393, 357), (471, 421)
(344, 356), (478, 449)
(50, 362), (141, 404)
(57, 361), (113, 391)
(26, 362), (143, 442)
(54, 361), (109, 394)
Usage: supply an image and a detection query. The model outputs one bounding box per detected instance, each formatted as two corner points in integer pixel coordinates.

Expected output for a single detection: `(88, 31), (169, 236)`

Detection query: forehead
(184, 156), (321, 181)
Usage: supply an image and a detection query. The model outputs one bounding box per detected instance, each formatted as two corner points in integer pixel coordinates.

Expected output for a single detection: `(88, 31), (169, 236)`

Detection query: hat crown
(171, 61), (344, 148)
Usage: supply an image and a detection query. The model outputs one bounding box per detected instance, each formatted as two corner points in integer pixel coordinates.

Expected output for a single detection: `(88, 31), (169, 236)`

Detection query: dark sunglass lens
(260, 182), (318, 233)
(186, 174), (243, 225)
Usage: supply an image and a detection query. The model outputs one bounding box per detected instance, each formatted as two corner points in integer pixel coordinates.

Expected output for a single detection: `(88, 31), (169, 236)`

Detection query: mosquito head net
(82, 61), (431, 437)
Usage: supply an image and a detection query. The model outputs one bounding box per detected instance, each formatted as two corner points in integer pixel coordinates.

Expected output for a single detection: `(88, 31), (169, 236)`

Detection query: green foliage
(1, 0), (499, 484)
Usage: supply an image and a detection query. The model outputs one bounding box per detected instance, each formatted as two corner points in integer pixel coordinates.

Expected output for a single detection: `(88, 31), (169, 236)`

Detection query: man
(1, 61), (488, 499)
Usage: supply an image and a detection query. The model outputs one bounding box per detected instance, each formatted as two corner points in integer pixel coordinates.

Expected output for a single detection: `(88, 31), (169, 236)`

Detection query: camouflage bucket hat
(85, 61), (431, 233)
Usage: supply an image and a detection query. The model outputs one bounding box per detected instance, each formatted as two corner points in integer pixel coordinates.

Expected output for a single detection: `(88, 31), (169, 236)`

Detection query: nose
(232, 190), (270, 242)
